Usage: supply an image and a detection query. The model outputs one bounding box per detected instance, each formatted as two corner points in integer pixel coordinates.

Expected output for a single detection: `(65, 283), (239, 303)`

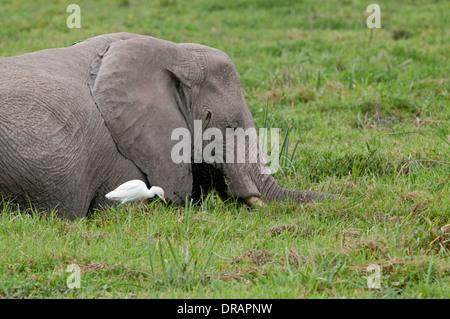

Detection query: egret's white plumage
(105, 180), (167, 204)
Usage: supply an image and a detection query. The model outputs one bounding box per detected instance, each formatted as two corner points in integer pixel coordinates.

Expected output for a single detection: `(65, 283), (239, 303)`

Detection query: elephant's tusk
(244, 196), (266, 208)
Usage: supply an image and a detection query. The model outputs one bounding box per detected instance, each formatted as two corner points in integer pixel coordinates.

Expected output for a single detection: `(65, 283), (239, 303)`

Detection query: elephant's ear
(89, 37), (199, 204)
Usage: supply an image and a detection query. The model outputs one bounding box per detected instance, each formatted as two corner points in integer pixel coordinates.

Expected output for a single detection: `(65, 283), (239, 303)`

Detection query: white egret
(105, 180), (167, 205)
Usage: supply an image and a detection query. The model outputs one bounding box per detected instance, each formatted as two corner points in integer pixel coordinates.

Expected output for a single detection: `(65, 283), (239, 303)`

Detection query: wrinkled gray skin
(0, 33), (333, 219)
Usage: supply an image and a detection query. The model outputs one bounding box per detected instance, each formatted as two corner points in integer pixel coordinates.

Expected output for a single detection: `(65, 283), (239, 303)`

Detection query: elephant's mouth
(192, 163), (265, 208)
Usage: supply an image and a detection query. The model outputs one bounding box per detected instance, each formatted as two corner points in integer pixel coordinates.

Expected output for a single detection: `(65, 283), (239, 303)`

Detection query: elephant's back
(0, 32), (146, 85)
(0, 33), (154, 217)
(0, 66), (98, 185)
(0, 61), (96, 147)
(0, 57), (109, 208)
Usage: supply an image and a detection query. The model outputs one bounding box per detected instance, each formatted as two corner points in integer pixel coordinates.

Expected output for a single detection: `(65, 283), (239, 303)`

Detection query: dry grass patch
(233, 249), (275, 266)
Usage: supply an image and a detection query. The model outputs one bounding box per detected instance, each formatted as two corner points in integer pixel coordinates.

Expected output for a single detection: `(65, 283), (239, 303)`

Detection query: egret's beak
(160, 196), (167, 205)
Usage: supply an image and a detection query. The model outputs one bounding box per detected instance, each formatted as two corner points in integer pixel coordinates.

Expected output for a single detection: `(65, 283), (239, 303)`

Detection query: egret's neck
(147, 187), (158, 198)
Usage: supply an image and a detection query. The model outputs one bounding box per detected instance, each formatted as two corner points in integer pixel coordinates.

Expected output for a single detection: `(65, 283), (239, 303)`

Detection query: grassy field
(0, 0), (449, 298)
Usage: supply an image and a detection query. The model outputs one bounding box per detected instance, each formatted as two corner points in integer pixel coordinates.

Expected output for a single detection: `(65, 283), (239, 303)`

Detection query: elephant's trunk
(244, 165), (335, 206)
(218, 121), (335, 207)
(258, 174), (334, 203)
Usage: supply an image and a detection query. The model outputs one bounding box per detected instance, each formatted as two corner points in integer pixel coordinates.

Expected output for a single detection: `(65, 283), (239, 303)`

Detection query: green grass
(0, 0), (449, 298)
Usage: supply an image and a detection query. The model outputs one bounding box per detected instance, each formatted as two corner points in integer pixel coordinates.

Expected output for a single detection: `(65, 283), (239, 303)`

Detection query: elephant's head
(89, 34), (333, 207)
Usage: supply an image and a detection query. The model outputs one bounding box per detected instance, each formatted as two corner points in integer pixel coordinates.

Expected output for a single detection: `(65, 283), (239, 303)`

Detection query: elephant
(0, 33), (334, 219)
